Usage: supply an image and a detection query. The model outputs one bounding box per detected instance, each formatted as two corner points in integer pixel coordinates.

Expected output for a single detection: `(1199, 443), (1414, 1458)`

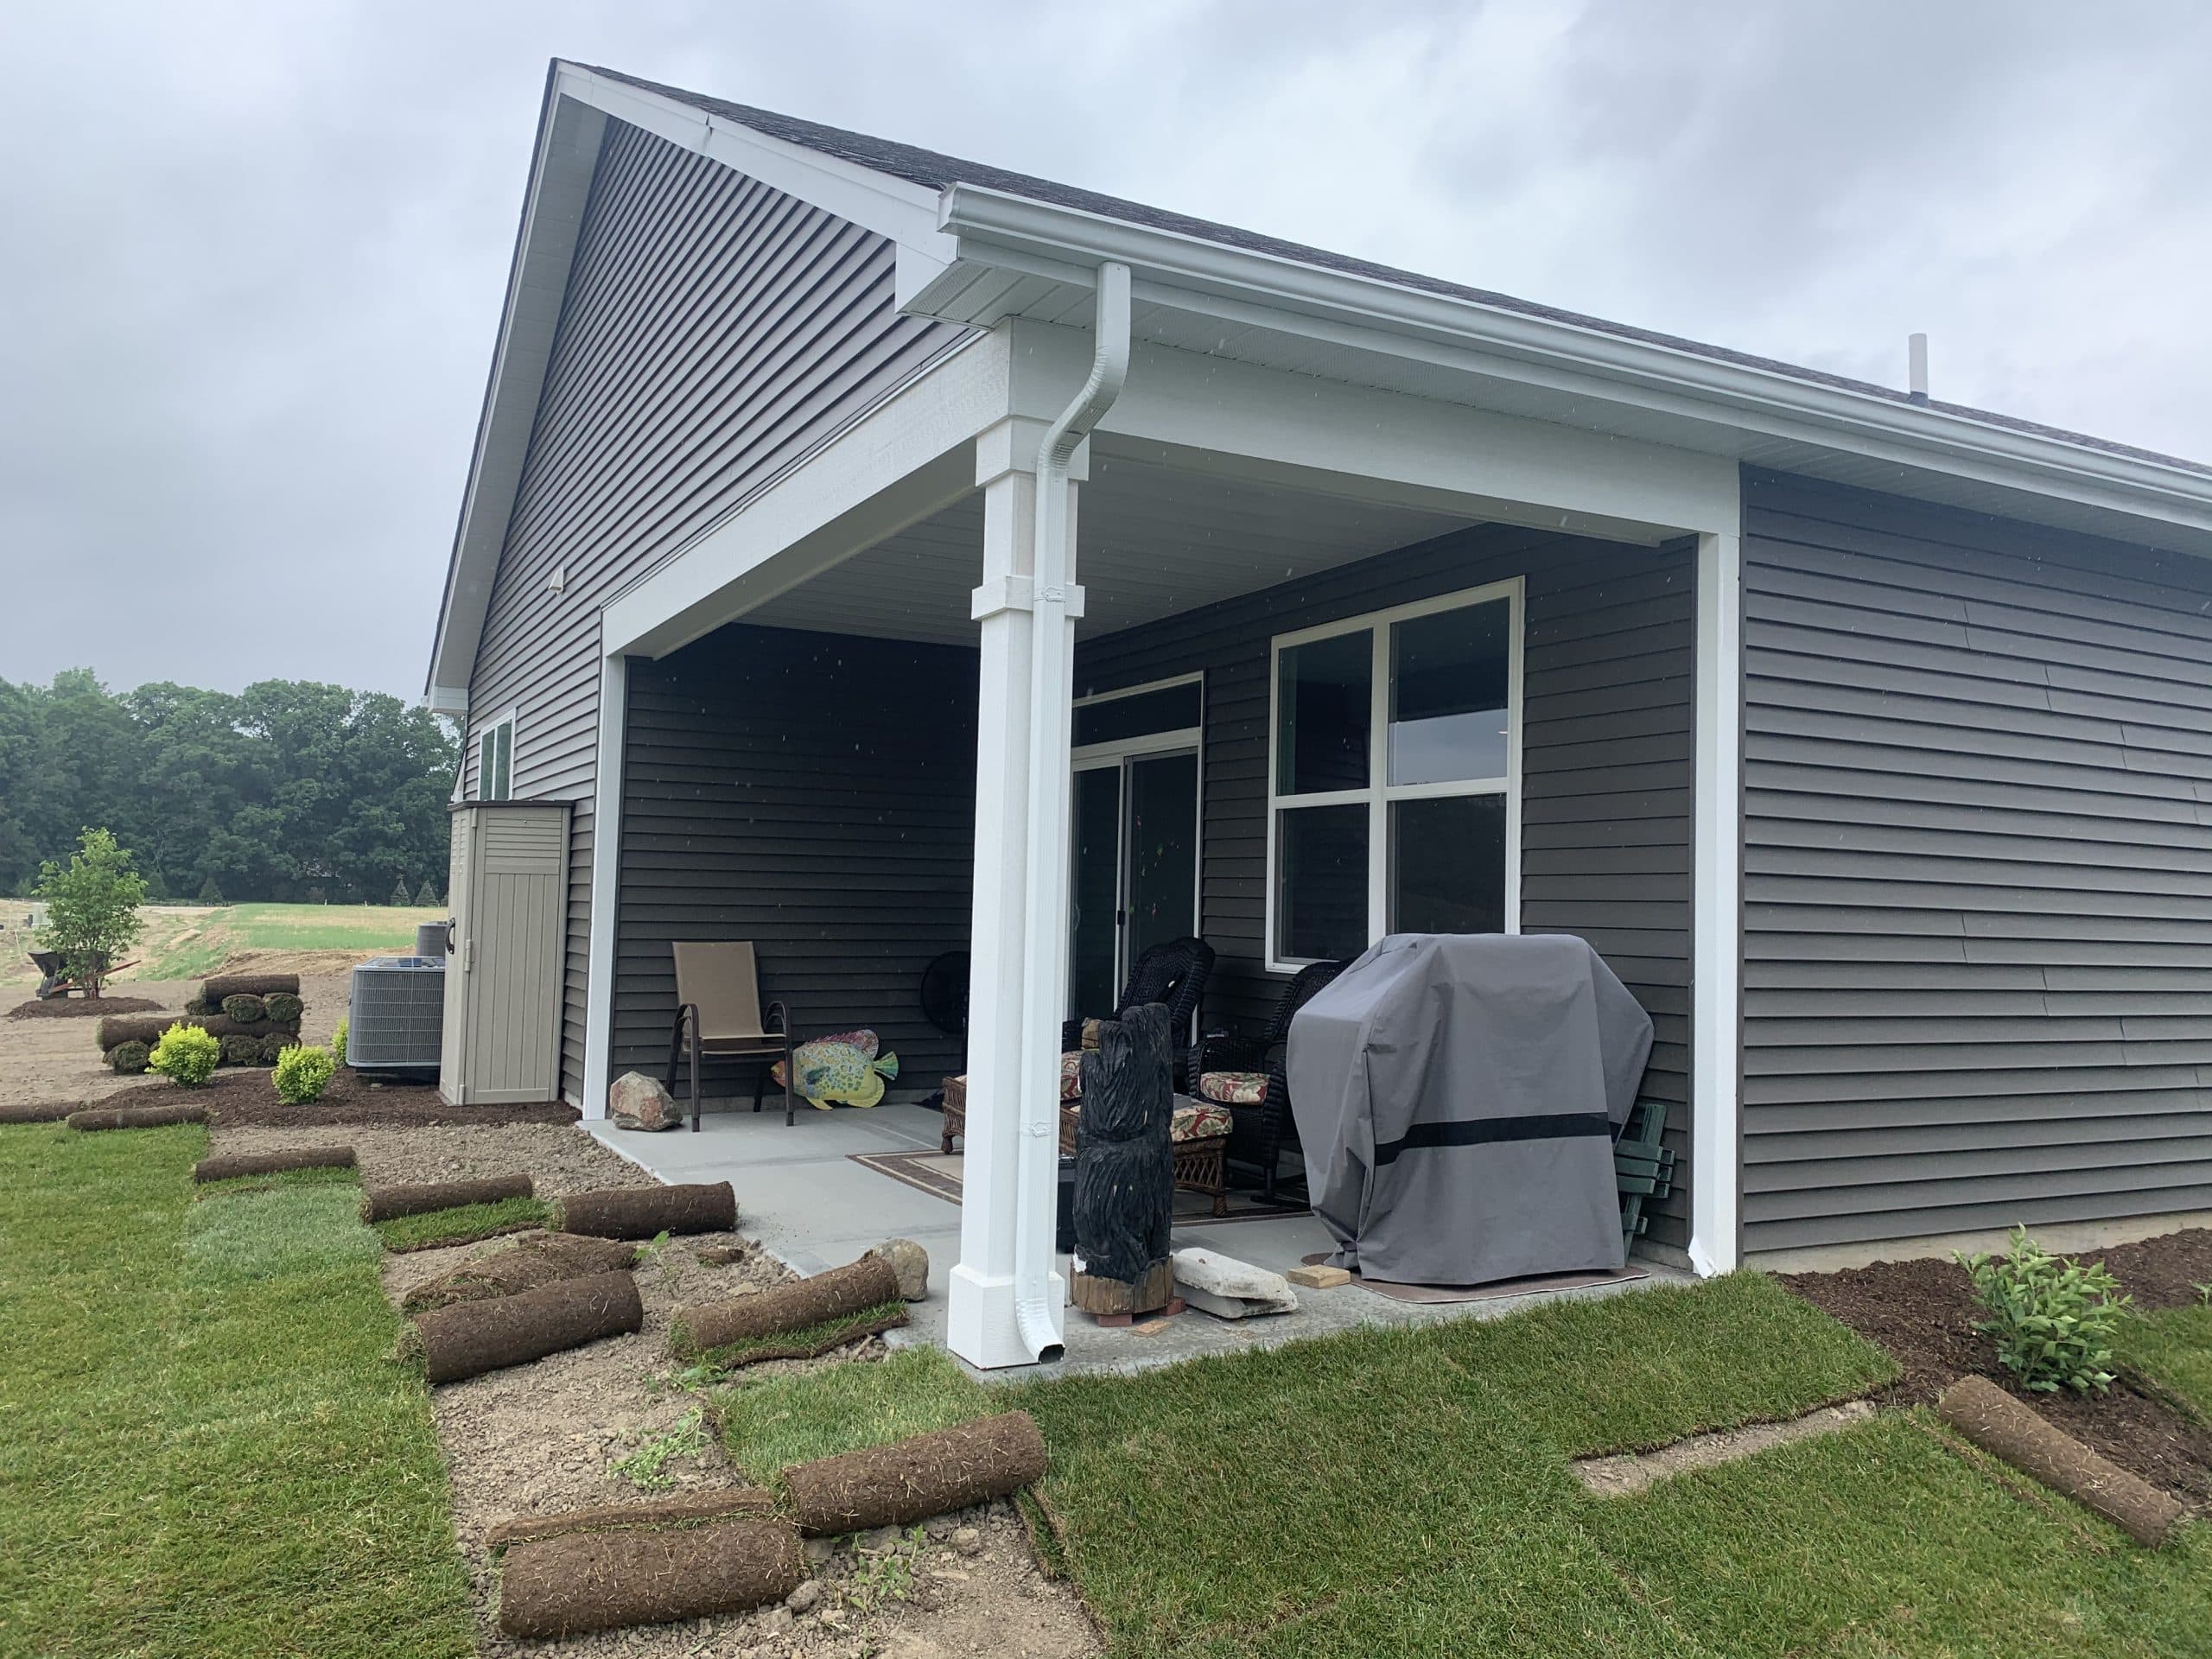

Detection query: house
(426, 60), (2212, 1369)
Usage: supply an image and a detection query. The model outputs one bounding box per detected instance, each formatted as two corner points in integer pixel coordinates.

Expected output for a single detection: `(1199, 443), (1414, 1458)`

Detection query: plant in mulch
(331, 1017), (348, 1067)
(147, 1023), (220, 1087)
(272, 1044), (337, 1105)
(1959, 1226), (2132, 1395)
(609, 1408), (710, 1492)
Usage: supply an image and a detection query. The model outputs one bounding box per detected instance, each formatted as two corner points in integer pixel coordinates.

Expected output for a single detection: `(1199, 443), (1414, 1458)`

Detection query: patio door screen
(1068, 677), (1203, 1021)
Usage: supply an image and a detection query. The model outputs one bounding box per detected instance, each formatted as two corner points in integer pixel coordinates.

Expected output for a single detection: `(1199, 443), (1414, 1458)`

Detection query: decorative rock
(1172, 1246), (1299, 1320)
(609, 1071), (680, 1133)
(865, 1238), (930, 1301)
(950, 1527), (982, 1556)
(698, 1243), (750, 1266)
(758, 1606), (795, 1636)
(803, 1536), (836, 1567)
(785, 1580), (822, 1614)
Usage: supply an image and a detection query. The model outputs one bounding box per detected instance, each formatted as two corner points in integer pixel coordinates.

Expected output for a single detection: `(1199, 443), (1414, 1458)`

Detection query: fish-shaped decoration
(771, 1028), (899, 1108)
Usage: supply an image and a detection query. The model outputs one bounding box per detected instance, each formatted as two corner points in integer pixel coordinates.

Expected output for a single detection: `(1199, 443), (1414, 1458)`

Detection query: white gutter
(928, 187), (2212, 535)
(1011, 261), (1131, 1361)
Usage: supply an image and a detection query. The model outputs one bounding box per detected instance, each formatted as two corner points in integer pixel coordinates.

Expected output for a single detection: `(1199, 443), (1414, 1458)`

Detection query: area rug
(1299, 1252), (1647, 1305)
(850, 1149), (1310, 1224)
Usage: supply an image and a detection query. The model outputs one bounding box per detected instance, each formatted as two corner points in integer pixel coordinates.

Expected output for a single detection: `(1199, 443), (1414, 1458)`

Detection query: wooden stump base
(1071, 1258), (1175, 1319)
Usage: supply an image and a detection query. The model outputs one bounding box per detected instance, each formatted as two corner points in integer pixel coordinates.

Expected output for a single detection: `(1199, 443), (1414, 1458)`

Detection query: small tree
(34, 828), (147, 996)
(197, 875), (225, 905)
(389, 875), (412, 906)
(413, 878), (440, 906)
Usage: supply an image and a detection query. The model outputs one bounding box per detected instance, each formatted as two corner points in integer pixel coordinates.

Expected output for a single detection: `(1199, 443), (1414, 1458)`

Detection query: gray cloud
(2, 0), (2206, 699)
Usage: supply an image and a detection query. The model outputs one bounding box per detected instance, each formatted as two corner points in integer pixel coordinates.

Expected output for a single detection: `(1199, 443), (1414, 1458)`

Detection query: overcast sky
(3, 0), (2208, 701)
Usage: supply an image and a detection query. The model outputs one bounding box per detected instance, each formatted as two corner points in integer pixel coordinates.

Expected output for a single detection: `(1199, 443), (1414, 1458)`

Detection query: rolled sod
(263, 990), (303, 1025)
(360, 1173), (533, 1224)
(0, 1100), (92, 1124)
(218, 1034), (263, 1067)
(485, 1488), (778, 1551)
(257, 1033), (294, 1064)
(401, 1232), (639, 1313)
(670, 1255), (899, 1357)
(202, 973), (300, 1003)
(66, 1103), (210, 1132)
(782, 1411), (1048, 1535)
(94, 1014), (296, 1052)
(220, 993), (267, 1023)
(194, 1146), (357, 1184)
(682, 1303), (908, 1372)
(400, 1270), (643, 1384)
(108, 1040), (150, 1074)
(1936, 1375), (2184, 1546)
(497, 1516), (802, 1639)
(553, 1181), (736, 1240)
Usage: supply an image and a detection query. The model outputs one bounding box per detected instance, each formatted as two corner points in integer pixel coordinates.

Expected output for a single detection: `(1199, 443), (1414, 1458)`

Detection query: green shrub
(272, 1044), (337, 1105)
(1959, 1226), (2131, 1394)
(108, 1039), (150, 1075)
(148, 1023), (221, 1088)
(331, 1018), (348, 1068)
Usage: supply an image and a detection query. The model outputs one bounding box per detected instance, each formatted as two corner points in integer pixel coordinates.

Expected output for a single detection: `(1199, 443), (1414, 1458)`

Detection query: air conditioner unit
(347, 956), (448, 1076)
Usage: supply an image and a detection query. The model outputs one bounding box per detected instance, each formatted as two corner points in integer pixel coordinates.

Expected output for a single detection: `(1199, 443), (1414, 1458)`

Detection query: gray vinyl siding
(461, 116), (967, 1100)
(1740, 469), (2212, 1255)
(610, 625), (979, 1096)
(1074, 525), (1697, 1253)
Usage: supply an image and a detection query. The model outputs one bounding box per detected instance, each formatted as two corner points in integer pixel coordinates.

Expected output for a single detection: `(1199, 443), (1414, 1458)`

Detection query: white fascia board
(426, 82), (607, 696)
(552, 64), (957, 271)
(423, 684), (469, 716)
(1006, 320), (1740, 541)
(602, 332), (1008, 658)
(929, 186), (2212, 538)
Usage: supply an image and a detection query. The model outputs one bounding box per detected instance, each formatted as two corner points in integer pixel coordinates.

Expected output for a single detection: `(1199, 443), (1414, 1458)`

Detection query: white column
(1690, 527), (1744, 1275)
(946, 422), (1085, 1369)
(580, 641), (628, 1120)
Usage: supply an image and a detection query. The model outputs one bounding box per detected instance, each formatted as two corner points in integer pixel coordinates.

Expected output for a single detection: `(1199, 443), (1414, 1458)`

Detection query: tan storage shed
(441, 801), (569, 1106)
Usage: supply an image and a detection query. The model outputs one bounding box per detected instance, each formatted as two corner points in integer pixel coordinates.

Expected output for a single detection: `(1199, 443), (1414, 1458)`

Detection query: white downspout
(1011, 262), (1132, 1358)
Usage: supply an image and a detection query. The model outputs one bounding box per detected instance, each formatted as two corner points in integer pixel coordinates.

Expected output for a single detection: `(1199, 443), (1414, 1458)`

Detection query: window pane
(1276, 630), (1371, 794)
(1276, 804), (1369, 962)
(1389, 601), (1510, 785)
(1073, 681), (1201, 747)
(1389, 793), (1506, 935)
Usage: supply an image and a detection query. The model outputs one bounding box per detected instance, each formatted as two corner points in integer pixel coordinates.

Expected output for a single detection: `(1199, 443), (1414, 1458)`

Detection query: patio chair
(1614, 1098), (1675, 1250)
(1191, 957), (1350, 1205)
(1061, 936), (1216, 1090)
(665, 940), (795, 1132)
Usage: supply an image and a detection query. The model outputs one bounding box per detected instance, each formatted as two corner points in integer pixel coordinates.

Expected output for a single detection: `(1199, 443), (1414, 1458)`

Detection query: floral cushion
(949, 1057), (1084, 1103)
(1197, 1070), (1269, 1106)
(1171, 1101), (1234, 1142)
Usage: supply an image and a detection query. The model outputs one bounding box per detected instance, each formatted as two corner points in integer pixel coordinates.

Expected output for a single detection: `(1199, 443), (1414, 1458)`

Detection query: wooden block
(1287, 1264), (1351, 1289)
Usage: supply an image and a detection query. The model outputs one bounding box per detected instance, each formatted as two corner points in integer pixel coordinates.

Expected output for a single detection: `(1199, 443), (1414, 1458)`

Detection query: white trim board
(1689, 529), (1744, 1276)
(580, 646), (630, 1120)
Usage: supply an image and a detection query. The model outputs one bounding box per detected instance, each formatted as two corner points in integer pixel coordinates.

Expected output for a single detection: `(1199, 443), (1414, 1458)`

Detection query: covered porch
(578, 302), (1743, 1370)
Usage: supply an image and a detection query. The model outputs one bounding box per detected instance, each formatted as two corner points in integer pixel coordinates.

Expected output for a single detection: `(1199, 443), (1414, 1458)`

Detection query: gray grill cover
(1287, 934), (1652, 1286)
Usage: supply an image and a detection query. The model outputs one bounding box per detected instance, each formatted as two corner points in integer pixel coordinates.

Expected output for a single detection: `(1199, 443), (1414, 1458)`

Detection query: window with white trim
(1266, 581), (1522, 969)
(475, 715), (515, 802)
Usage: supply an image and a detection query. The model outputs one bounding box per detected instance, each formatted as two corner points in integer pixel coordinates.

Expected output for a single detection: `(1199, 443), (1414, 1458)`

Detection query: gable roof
(588, 65), (2208, 483)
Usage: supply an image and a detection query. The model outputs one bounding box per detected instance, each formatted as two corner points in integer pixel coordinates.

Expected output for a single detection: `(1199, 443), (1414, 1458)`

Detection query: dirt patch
(2095, 1227), (2212, 1311)
(6, 995), (164, 1020)
(1576, 1401), (1878, 1497)
(1783, 1252), (2212, 1509)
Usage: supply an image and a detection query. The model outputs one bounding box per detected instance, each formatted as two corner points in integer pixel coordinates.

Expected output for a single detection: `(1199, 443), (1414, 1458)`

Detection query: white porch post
(581, 640), (629, 1120)
(947, 423), (1086, 1368)
(1690, 527), (1744, 1275)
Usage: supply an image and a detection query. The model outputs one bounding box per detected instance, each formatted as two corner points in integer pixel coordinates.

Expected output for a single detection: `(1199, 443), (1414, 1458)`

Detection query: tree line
(0, 670), (459, 905)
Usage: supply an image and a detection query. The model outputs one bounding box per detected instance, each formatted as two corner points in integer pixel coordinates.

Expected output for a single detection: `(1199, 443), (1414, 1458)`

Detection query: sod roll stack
(497, 1516), (802, 1638)
(360, 1173), (532, 1224)
(401, 1271), (643, 1383)
(98, 971), (303, 1073)
(553, 1181), (736, 1239)
(1936, 1375), (2183, 1546)
(782, 1412), (1049, 1535)
(670, 1255), (901, 1358)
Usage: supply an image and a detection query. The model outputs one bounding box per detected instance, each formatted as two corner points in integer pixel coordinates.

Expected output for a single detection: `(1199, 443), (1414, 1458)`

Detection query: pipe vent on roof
(1908, 334), (1929, 404)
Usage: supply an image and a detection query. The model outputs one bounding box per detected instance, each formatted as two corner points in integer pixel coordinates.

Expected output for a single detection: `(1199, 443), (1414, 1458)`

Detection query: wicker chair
(1190, 957), (1351, 1205)
(1061, 936), (1216, 1089)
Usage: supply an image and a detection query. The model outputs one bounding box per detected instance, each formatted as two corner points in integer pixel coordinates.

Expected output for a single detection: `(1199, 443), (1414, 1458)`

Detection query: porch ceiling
(743, 449), (1475, 646)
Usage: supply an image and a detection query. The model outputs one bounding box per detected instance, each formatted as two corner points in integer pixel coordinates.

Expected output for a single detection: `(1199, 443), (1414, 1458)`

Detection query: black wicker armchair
(1062, 936), (1216, 1088)
(1189, 957), (1351, 1204)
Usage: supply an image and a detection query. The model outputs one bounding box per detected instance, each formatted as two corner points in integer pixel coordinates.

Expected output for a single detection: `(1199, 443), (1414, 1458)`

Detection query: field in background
(0, 903), (447, 986)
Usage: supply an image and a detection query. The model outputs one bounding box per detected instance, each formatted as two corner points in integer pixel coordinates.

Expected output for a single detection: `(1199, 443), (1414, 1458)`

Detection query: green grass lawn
(371, 1196), (550, 1252)
(2118, 1303), (2212, 1422)
(716, 1274), (2212, 1658)
(0, 1123), (475, 1656)
(137, 903), (445, 980)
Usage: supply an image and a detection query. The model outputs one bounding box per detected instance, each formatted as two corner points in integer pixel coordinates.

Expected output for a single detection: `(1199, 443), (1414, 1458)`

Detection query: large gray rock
(866, 1237), (930, 1301)
(1173, 1246), (1299, 1319)
(608, 1071), (679, 1132)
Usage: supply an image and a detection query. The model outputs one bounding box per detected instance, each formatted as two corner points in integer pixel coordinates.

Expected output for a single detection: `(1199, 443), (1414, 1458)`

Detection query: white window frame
(474, 709), (518, 803)
(1263, 580), (1523, 973)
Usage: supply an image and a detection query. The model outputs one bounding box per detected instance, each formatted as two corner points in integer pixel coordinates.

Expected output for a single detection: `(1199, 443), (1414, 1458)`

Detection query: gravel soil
(1783, 1251), (2212, 1509)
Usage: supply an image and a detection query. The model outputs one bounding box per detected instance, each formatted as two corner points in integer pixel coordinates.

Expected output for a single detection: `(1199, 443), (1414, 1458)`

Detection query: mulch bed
(7, 995), (164, 1020)
(16, 1065), (579, 1128)
(1783, 1248), (2212, 1510)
